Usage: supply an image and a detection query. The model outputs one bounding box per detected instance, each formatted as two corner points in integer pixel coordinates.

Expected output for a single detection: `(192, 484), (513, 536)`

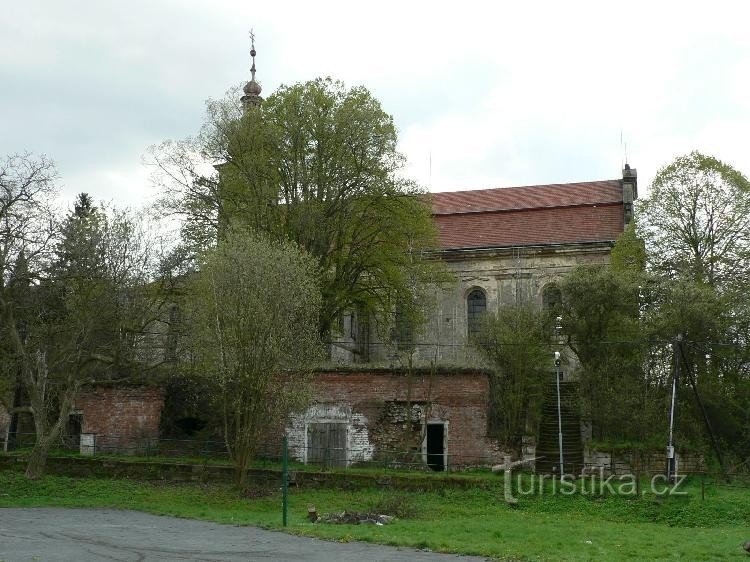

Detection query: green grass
(1, 471), (748, 561)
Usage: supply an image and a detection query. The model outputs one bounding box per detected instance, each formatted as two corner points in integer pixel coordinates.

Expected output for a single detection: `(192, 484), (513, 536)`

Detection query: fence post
(282, 435), (289, 527)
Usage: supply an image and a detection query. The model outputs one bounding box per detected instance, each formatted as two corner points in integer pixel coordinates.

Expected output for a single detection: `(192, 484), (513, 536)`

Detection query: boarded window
(307, 423), (347, 467)
(467, 289), (487, 337)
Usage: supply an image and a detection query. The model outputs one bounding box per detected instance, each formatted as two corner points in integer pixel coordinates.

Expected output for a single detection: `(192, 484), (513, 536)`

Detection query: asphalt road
(0, 508), (489, 562)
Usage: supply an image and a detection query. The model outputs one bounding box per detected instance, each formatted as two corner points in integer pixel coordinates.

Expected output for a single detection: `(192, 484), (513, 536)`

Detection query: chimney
(622, 164), (637, 224)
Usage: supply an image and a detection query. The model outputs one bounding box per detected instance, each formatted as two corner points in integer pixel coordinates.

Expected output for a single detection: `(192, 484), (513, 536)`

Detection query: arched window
(467, 288), (487, 337)
(542, 284), (562, 311)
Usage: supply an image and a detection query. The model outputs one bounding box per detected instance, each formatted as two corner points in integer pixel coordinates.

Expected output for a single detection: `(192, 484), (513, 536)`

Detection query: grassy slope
(0, 472), (748, 561)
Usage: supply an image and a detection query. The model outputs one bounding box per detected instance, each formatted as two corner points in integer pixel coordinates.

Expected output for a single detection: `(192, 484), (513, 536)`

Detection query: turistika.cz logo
(501, 466), (688, 503)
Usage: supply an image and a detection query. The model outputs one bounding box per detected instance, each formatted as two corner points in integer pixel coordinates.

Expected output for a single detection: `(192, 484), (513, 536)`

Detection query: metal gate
(307, 423), (347, 467)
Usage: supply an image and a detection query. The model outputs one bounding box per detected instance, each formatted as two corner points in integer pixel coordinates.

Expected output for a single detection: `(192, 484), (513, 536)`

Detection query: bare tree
(1, 155), (163, 478)
(0, 153), (58, 465)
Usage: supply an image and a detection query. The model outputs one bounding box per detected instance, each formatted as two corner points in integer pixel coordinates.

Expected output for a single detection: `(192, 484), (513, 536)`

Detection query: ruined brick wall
(287, 369), (501, 467)
(74, 386), (164, 453)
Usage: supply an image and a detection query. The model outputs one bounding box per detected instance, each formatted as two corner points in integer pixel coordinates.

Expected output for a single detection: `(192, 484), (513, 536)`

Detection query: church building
(298, 169), (637, 470)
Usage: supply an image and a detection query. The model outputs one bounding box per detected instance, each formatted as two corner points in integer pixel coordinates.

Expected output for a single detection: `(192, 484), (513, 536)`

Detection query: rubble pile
(308, 506), (394, 525)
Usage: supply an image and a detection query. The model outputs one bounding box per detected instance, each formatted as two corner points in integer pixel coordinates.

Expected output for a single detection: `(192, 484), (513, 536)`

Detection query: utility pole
(282, 434), (289, 526)
(554, 351), (564, 476)
(666, 336), (681, 484)
(554, 316), (564, 476)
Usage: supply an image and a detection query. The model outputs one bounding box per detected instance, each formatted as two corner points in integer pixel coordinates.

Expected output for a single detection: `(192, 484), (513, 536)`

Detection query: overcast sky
(2, 0), (749, 209)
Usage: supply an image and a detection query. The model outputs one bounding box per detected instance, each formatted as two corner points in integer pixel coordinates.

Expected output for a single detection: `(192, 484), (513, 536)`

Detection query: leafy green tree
(639, 151), (750, 287)
(152, 78), (442, 341)
(639, 152), (750, 462)
(474, 303), (550, 455)
(558, 225), (658, 443)
(560, 264), (655, 442)
(644, 277), (748, 456)
(610, 221), (646, 274)
(187, 228), (322, 485)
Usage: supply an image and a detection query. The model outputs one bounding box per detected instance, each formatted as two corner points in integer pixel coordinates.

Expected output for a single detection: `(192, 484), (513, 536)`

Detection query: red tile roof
(432, 180), (623, 215)
(431, 180), (625, 250)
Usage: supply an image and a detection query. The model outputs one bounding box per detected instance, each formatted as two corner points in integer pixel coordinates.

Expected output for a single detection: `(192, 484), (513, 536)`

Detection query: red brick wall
(307, 370), (496, 466)
(74, 386), (164, 452)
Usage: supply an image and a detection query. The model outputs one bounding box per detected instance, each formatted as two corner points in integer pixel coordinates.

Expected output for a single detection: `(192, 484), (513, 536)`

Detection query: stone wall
(583, 448), (705, 475)
(74, 386), (164, 454)
(286, 368), (502, 468)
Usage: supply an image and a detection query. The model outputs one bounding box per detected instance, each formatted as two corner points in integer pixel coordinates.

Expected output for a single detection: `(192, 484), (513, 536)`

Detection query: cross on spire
(249, 29), (257, 81)
(241, 28), (263, 109)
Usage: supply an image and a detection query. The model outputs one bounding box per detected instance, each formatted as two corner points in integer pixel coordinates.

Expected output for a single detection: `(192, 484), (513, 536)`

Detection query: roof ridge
(430, 178), (621, 196)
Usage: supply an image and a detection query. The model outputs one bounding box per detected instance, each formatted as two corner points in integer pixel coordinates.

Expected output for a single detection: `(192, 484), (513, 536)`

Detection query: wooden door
(307, 423), (347, 467)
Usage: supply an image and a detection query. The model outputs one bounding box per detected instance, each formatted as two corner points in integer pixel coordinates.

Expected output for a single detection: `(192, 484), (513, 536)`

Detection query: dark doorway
(426, 423), (445, 471)
(66, 413), (83, 450)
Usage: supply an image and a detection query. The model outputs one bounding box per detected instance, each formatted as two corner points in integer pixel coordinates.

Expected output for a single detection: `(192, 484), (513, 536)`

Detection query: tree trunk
(235, 449), (250, 488)
(6, 382), (23, 451)
(24, 367), (76, 480)
(25, 436), (53, 480)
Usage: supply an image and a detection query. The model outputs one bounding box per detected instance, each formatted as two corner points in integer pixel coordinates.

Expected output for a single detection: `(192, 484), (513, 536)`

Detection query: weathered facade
(287, 368), (499, 469)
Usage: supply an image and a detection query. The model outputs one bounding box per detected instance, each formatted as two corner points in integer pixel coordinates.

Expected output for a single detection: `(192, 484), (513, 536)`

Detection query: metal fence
(2, 432), (748, 483)
(2, 432), (230, 461)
